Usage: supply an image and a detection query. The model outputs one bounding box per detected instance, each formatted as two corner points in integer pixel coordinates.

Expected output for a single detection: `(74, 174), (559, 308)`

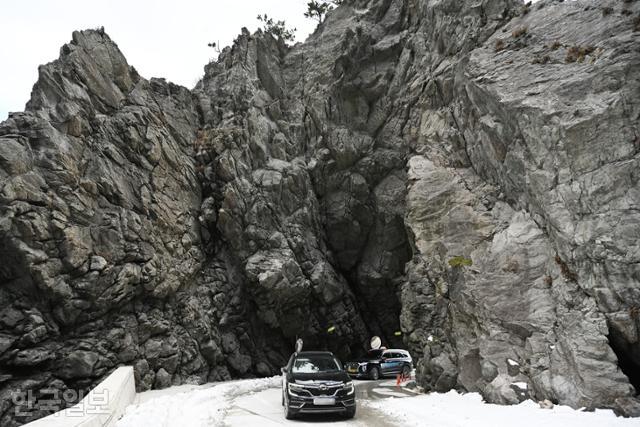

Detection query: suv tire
(345, 406), (356, 419)
(402, 364), (411, 377)
(284, 396), (295, 419)
(370, 366), (380, 380)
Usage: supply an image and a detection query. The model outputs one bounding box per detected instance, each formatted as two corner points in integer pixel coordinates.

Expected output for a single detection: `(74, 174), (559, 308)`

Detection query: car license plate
(313, 397), (335, 406)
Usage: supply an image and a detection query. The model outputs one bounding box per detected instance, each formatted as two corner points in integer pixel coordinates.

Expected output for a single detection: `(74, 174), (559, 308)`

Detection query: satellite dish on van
(295, 338), (303, 353)
(370, 336), (382, 350)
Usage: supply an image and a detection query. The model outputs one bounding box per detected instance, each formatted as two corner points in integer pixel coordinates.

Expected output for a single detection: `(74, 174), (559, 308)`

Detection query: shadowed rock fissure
(0, 238), (34, 296)
(609, 324), (640, 394)
(1, 0), (640, 425)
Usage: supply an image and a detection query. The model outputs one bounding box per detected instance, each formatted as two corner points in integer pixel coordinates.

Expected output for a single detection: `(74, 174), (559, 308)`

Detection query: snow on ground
(131, 382), (215, 405)
(116, 376), (280, 427)
(371, 387), (413, 398)
(225, 387), (380, 426)
(117, 376), (638, 427)
(363, 390), (639, 427)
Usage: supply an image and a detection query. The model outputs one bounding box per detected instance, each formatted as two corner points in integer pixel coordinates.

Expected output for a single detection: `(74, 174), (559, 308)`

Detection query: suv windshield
(292, 355), (341, 373)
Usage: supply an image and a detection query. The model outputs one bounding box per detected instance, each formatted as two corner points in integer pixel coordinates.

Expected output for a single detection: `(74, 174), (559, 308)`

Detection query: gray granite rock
(153, 368), (172, 389)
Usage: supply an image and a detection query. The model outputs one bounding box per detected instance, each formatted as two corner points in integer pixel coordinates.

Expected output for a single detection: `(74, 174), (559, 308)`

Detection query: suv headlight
(342, 381), (355, 395)
(288, 383), (308, 396)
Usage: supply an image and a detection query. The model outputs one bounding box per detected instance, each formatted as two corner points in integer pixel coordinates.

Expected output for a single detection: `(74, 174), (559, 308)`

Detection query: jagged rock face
(0, 30), (208, 424)
(398, 0), (640, 415)
(1, 0), (639, 424)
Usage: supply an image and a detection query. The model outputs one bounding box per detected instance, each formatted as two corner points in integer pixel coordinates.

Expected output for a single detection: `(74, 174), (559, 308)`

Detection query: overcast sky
(0, 0), (318, 121)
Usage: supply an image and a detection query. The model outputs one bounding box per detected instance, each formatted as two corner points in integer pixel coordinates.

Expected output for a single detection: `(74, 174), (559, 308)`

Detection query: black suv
(281, 351), (356, 419)
(345, 349), (413, 380)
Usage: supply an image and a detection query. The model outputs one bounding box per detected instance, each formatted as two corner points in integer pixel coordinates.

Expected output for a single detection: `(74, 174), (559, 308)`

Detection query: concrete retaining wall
(24, 366), (135, 427)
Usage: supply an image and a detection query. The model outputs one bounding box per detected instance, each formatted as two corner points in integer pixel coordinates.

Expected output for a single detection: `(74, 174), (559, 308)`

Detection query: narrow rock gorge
(1, 0), (639, 424)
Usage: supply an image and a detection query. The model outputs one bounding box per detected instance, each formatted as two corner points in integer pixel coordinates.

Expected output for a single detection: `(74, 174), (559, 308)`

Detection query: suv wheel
(370, 366), (380, 380)
(284, 395), (295, 419)
(402, 364), (411, 377)
(345, 406), (356, 419)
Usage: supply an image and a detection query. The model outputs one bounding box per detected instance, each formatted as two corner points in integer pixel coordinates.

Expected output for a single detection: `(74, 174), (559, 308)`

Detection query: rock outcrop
(1, 0), (639, 424)
(398, 0), (640, 415)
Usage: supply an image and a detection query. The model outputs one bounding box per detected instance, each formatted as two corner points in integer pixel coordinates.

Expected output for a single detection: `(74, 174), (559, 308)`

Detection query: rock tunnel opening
(318, 172), (414, 354)
(327, 217), (414, 353)
(344, 271), (407, 350)
(608, 322), (640, 394)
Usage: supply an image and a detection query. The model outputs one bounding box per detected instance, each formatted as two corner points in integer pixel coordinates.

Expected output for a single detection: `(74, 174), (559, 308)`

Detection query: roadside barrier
(23, 366), (135, 427)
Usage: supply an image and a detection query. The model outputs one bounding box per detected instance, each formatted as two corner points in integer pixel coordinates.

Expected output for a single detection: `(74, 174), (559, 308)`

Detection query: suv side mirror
(281, 366), (288, 373)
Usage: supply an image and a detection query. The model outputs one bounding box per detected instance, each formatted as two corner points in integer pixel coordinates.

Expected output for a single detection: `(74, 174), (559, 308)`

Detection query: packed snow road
(224, 379), (418, 426)
(116, 377), (638, 427)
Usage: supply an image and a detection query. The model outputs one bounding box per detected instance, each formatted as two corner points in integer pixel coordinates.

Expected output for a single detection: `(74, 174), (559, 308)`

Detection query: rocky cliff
(1, 0), (639, 424)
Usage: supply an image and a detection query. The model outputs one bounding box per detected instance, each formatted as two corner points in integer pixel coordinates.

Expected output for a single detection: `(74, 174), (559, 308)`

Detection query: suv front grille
(308, 385), (341, 396)
(290, 382), (344, 397)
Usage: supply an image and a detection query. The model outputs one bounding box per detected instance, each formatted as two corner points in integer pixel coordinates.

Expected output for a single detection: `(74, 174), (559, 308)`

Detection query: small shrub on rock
(532, 54), (551, 64)
(512, 27), (528, 38)
(554, 254), (578, 282)
(550, 41), (562, 50)
(448, 256), (473, 268)
(565, 45), (595, 63)
(503, 259), (520, 273)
